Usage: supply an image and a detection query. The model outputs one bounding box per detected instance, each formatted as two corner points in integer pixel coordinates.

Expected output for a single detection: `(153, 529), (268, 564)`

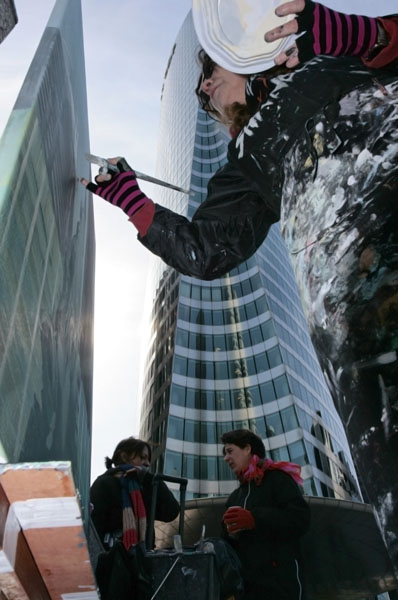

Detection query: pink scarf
(239, 454), (303, 486)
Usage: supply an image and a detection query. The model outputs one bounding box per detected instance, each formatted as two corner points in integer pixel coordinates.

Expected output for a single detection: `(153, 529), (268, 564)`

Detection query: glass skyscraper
(139, 13), (360, 502)
(0, 0), (94, 509)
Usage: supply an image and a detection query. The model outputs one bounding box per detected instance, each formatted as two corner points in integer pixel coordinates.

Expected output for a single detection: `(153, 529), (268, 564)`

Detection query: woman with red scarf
(221, 429), (310, 600)
(90, 436), (179, 550)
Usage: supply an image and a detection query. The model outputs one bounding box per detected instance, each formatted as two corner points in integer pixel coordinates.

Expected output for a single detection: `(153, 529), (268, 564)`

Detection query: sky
(0, 0), (394, 484)
(0, 0), (191, 482)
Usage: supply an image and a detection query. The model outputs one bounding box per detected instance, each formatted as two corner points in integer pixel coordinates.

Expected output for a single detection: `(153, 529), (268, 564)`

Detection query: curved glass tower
(139, 13), (360, 502)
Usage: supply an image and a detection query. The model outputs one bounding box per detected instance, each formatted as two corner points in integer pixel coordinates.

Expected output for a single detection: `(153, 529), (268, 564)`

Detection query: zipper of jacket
(243, 480), (251, 509)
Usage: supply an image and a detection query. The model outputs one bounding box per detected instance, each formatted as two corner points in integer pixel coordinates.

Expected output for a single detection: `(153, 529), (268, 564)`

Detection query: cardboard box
(0, 462), (98, 599)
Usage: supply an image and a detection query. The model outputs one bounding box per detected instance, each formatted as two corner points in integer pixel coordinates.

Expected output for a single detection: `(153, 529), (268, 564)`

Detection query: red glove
(366, 17), (398, 69)
(223, 507), (255, 534)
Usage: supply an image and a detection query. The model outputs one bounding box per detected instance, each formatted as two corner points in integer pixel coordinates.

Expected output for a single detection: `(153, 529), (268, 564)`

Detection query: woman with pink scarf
(221, 429), (310, 600)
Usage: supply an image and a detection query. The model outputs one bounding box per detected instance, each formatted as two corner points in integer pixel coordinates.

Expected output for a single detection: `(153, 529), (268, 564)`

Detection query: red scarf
(118, 465), (147, 549)
(239, 454), (303, 486)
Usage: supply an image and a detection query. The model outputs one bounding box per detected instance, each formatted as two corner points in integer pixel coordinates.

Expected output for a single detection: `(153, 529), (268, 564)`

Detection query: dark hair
(105, 437), (152, 469)
(221, 429), (265, 458)
(195, 48), (292, 133)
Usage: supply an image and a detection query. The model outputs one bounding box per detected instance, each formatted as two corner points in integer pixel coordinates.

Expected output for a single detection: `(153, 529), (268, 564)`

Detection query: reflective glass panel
(303, 477), (318, 496)
(255, 295), (268, 314)
(214, 334), (226, 351)
(183, 454), (200, 479)
(217, 421), (233, 439)
(175, 328), (188, 347)
(268, 346), (282, 368)
(171, 385), (185, 406)
(173, 355), (186, 376)
(165, 450), (182, 477)
(250, 326), (263, 346)
(213, 310), (224, 326)
(215, 390), (231, 410)
(261, 320), (275, 340)
(274, 375), (290, 398)
(280, 406), (299, 432)
(271, 446), (290, 462)
(253, 416), (267, 438)
(184, 420), (201, 443)
(255, 353), (269, 373)
(202, 286), (211, 301)
(218, 456), (235, 480)
(200, 421), (217, 443)
(266, 412), (284, 436)
(186, 388), (201, 409)
(179, 281), (190, 297)
(200, 456), (218, 480)
(212, 287), (222, 301)
(201, 389), (215, 410)
(231, 388), (247, 409)
(260, 381), (276, 404)
(247, 386), (262, 406)
(168, 415), (184, 440)
(226, 333), (239, 351)
(191, 285), (201, 300)
(288, 440), (308, 466)
(246, 302), (257, 320)
(215, 361), (228, 380)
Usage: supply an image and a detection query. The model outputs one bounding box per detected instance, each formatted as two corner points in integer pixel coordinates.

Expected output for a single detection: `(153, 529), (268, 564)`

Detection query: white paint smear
(11, 496), (82, 530)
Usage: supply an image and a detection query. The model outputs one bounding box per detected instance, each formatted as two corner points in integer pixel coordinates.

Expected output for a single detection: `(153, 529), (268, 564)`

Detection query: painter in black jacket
(82, 1), (398, 570)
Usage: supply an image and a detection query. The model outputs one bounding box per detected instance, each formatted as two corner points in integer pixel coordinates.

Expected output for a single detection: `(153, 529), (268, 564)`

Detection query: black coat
(224, 470), (310, 600)
(139, 56), (398, 280)
(90, 470), (180, 543)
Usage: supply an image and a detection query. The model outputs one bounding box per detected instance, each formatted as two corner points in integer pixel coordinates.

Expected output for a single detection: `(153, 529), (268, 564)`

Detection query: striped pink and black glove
(295, 1), (380, 62)
(85, 158), (149, 219)
(82, 157), (155, 235)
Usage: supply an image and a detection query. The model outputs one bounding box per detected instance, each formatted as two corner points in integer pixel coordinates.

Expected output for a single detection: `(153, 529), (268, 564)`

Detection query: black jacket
(223, 470), (310, 600)
(90, 470), (179, 543)
(139, 56), (398, 280)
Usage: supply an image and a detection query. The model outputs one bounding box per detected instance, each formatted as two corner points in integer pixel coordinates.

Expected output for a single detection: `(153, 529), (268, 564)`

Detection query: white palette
(192, 0), (396, 74)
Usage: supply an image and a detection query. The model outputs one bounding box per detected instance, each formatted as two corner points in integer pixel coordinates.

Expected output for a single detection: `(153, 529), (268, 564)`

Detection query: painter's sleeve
(138, 161), (278, 281)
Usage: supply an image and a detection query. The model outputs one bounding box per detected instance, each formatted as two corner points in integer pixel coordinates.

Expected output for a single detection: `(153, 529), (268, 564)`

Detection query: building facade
(139, 13), (360, 502)
(0, 0), (94, 510)
(0, 0), (17, 44)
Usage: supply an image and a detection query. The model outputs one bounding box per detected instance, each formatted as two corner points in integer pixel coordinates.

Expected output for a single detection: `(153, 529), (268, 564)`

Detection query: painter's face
(200, 64), (247, 116)
(223, 443), (252, 475)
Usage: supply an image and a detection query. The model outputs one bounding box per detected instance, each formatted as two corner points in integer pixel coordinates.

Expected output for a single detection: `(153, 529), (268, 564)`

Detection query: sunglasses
(195, 57), (220, 117)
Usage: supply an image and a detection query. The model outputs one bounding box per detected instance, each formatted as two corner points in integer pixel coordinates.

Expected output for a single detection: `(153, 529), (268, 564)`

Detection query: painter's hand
(80, 157), (149, 219)
(80, 157), (123, 187)
(264, 0), (304, 68)
(265, 0), (384, 68)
